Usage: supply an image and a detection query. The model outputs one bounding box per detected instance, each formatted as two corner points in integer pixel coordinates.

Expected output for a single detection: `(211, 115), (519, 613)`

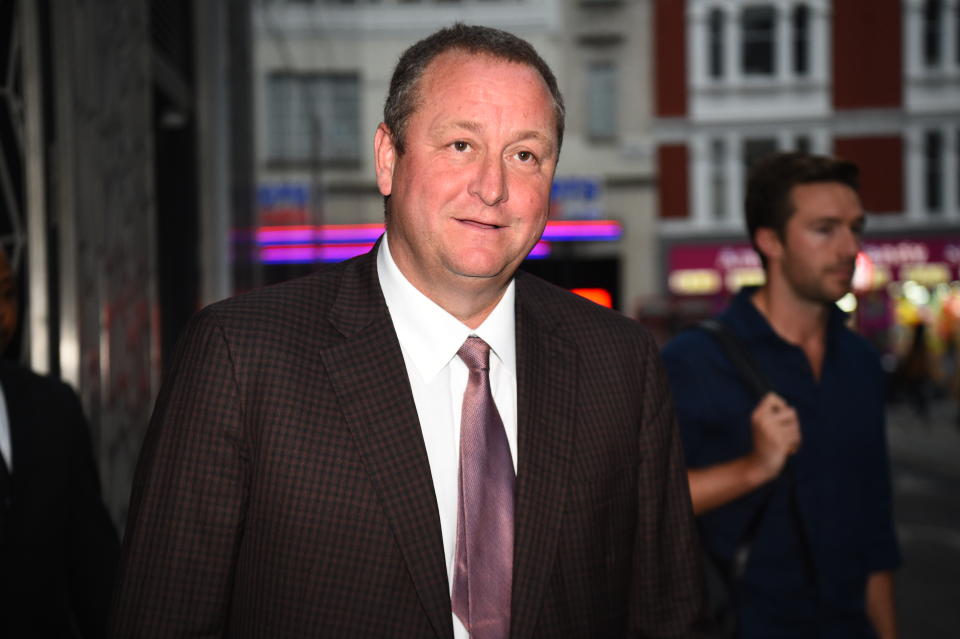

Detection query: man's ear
(755, 227), (783, 265)
(374, 123), (396, 197)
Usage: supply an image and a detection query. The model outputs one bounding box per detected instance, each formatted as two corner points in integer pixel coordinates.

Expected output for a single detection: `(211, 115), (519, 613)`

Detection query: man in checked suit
(110, 24), (703, 638)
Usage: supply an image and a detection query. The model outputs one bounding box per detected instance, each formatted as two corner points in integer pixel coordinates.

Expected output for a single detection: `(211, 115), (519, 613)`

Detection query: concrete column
(776, 0), (792, 82)
(724, 129), (741, 224)
(689, 3), (707, 88)
(726, 3), (741, 84)
(946, 0), (959, 73)
(691, 133), (711, 227)
(777, 128), (794, 151)
(812, 127), (831, 155)
(905, 0), (924, 78)
(906, 126), (926, 220)
(811, 0), (829, 86)
(728, 133), (745, 224)
(943, 124), (959, 220)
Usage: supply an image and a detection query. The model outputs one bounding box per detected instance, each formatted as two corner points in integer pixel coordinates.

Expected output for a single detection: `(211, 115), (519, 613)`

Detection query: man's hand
(746, 392), (801, 482)
(687, 392), (801, 515)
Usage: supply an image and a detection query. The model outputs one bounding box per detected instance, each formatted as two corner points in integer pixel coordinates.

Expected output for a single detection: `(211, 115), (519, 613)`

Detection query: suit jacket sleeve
(110, 307), (248, 637)
(629, 334), (705, 638)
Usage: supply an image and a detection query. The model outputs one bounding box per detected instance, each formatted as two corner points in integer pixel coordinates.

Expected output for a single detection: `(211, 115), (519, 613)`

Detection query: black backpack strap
(694, 319), (816, 585)
(698, 319), (770, 400)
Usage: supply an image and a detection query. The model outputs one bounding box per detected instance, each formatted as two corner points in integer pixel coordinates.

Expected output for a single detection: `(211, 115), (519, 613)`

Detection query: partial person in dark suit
(110, 24), (703, 638)
(0, 247), (120, 638)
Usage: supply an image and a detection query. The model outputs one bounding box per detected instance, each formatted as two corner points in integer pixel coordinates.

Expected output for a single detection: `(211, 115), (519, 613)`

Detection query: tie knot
(457, 336), (490, 372)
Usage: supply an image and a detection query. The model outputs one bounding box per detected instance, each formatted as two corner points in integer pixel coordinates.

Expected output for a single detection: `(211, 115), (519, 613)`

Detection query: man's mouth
(457, 218), (503, 230)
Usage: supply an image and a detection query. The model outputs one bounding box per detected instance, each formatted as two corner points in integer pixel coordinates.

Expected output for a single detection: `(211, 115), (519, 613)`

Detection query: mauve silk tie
(452, 336), (515, 639)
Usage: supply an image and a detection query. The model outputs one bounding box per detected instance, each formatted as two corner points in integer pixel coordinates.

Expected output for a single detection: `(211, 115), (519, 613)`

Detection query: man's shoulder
(212, 261), (349, 315)
(515, 270), (645, 338)
(661, 320), (725, 360)
(0, 358), (76, 399)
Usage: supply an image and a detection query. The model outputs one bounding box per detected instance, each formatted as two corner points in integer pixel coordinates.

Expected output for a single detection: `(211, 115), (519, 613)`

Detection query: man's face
(374, 50), (559, 299)
(773, 182), (864, 304)
(0, 251), (18, 354)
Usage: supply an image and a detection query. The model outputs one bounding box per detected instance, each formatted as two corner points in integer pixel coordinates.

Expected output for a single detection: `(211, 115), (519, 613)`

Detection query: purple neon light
(260, 246), (318, 263)
(320, 225), (385, 243)
(256, 220), (620, 248)
(540, 221), (621, 241)
(260, 241), (551, 264)
(256, 227), (316, 245)
(528, 241), (550, 259)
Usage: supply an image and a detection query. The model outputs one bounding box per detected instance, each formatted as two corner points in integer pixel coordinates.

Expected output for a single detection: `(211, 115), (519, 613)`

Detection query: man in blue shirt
(662, 152), (900, 638)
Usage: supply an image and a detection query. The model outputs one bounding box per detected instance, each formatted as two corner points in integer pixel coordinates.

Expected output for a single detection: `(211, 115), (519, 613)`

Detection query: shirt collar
(377, 233), (516, 383)
(725, 285), (848, 345)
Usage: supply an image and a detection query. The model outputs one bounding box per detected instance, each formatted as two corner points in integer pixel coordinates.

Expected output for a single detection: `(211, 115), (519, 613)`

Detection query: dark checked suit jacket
(0, 360), (119, 638)
(109, 245), (703, 638)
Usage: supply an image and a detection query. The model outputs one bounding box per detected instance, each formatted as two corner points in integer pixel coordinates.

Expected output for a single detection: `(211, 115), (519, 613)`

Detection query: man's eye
(516, 150), (536, 163)
(452, 141), (470, 152)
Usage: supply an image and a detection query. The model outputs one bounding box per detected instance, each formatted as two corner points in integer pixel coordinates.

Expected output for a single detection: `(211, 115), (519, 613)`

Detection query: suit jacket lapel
(321, 248), (453, 639)
(511, 274), (579, 639)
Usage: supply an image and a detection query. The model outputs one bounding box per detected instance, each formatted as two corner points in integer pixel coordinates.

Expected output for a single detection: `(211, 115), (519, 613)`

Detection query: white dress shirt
(0, 381), (11, 473)
(377, 234), (517, 639)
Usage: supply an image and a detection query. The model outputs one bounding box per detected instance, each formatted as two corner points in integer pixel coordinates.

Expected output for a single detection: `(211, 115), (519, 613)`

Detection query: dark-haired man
(111, 24), (702, 638)
(662, 152), (900, 638)
(0, 246), (119, 638)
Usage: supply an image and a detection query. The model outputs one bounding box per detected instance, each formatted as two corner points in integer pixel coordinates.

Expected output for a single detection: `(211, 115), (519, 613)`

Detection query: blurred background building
(0, 0), (255, 525)
(1, 1), (959, 580)
(651, 0), (960, 368)
(252, 0), (658, 313)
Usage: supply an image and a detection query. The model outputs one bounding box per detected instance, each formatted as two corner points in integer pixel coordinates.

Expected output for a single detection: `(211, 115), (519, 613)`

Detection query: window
(956, 3), (960, 65)
(267, 73), (361, 164)
(743, 138), (778, 171)
(924, 129), (943, 213)
(741, 6), (776, 76)
(792, 4), (809, 76)
(710, 139), (728, 219)
(586, 62), (618, 140)
(923, 0), (942, 68)
(794, 135), (811, 154)
(708, 8), (725, 79)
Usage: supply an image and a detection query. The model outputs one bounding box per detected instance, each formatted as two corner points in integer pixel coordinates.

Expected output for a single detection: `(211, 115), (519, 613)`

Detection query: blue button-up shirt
(662, 287), (901, 638)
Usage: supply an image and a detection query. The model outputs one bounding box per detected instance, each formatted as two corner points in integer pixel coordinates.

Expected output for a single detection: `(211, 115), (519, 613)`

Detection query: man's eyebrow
(807, 212), (867, 228)
(436, 121), (556, 155)
(514, 130), (555, 156)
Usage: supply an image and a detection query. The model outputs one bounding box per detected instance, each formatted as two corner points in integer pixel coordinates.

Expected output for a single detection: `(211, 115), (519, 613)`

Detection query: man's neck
(751, 283), (829, 349)
(382, 234), (512, 330)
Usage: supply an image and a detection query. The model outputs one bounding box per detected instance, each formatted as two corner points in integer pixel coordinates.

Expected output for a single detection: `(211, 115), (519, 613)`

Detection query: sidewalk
(886, 398), (960, 479)
(885, 397), (960, 639)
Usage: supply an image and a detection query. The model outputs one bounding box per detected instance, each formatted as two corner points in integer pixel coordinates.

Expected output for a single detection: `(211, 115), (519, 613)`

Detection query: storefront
(663, 236), (960, 373)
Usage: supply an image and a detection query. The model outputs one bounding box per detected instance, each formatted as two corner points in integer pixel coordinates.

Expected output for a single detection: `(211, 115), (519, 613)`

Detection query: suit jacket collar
(323, 250), (580, 639)
(322, 245), (454, 639)
(510, 272), (579, 639)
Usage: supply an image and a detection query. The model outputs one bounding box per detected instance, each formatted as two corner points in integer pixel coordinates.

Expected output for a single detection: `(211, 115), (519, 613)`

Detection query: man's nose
(840, 227), (861, 259)
(468, 153), (508, 206)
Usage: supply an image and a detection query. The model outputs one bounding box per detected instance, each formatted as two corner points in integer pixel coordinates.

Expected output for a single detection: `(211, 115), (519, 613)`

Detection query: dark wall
(832, 0), (902, 109)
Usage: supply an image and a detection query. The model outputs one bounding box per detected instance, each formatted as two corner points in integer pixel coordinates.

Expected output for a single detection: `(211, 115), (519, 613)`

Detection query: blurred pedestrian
(892, 322), (931, 421)
(0, 246), (119, 638)
(663, 152), (900, 638)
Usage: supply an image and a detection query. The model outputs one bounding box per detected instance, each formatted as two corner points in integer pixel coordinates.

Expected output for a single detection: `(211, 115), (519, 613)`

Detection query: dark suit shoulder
(515, 269), (651, 344)
(205, 258), (352, 324)
(0, 359), (82, 409)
